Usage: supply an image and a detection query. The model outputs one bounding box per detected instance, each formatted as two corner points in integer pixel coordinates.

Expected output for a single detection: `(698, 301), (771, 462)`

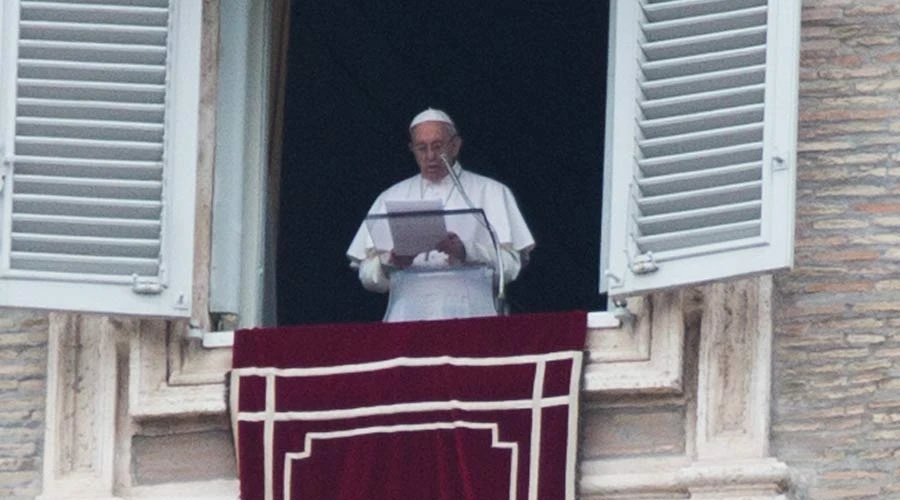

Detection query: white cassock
(346, 163), (535, 321)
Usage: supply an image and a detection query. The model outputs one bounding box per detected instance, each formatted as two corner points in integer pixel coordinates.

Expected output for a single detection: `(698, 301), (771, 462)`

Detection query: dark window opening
(277, 1), (609, 325)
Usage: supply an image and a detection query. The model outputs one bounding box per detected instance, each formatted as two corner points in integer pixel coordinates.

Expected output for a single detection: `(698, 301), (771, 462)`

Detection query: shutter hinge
(131, 274), (165, 295)
(630, 252), (658, 275)
(772, 153), (787, 171)
(0, 154), (11, 193)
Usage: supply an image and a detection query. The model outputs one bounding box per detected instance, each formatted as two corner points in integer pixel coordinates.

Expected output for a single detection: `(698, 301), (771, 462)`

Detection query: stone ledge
(129, 382), (228, 420)
(580, 458), (791, 499)
(126, 478), (238, 499)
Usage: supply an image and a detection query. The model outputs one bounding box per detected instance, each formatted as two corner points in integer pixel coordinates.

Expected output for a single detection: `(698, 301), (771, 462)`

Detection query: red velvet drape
(231, 311), (586, 500)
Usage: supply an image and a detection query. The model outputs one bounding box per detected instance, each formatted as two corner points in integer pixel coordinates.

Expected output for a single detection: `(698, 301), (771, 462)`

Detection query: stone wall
(0, 310), (48, 500)
(773, 1), (900, 499)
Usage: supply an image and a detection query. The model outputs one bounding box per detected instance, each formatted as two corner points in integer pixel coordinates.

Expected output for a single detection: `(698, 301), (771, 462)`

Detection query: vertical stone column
(680, 276), (790, 498)
(39, 313), (123, 499)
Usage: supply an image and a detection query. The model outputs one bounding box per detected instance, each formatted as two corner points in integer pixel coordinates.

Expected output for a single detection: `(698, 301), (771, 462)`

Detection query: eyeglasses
(410, 136), (457, 156)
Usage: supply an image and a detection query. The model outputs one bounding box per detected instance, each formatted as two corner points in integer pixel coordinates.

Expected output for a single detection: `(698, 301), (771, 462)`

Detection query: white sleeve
(356, 254), (391, 293)
(462, 240), (523, 283)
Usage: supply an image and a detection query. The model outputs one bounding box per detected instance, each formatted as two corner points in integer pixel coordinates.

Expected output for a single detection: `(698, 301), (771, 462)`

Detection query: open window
(0, 0), (799, 327)
(273, 1), (611, 325)
(270, 0), (798, 324)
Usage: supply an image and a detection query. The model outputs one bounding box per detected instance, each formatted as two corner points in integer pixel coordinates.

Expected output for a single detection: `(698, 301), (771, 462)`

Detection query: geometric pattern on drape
(231, 311), (586, 500)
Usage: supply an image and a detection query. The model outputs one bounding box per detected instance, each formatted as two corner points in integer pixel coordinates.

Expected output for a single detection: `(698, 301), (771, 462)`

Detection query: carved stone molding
(580, 456), (789, 499)
(129, 320), (227, 419)
(681, 459), (790, 499)
(580, 456), (691, 498)
(584, 289), (685, 394)
(40, 313), (122, 499)
(580, 276), (793, 499)
(167, 320), (233, 386)
(40, 312), (236, 499)
(696, 276), (773, 460)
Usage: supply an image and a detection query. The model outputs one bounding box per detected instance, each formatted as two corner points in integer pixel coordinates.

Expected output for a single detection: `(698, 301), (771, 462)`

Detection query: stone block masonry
(774, 1), (900, 498)
(0, 310), (47, 500)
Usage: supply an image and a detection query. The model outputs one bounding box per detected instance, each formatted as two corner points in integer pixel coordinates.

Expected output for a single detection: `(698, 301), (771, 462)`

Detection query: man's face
(409, 121), (461, 182)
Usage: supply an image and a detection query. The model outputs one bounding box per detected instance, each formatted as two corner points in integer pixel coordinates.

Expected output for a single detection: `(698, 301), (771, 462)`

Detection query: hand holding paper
(362, 202), (484, 270)
(436, 232), (465, 264)
(388, 251), (415, 269)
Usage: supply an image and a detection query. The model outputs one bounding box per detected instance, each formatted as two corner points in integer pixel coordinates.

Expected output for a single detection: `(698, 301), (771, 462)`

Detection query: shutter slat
(640, 103), (764, 139)
(19, 20), (167, 45)
(13, 213), (161, 239)
(643, 0), (767, 23)
(641, 26), (767, 61)
(635, 221), (761, 254)
(18, 40), (166, 65)
(21, 1), (168, 26)
(19, 78), (166, 94)
(18, 97), (164, 121)
(12, 232), (159, 258)
(641, 65), (765, 100)
(15, 137), (163, 161)
(10, 251), (159, 276)
(637, 201), (762, 236)
(12, 156), (162, 180)
(17, 136), (163, 148)
(17, 117), (164, 142)
(642, 45), (766, 81)
(637, 162), (761, 197)
(19, 79), (165, 102)
(15, 174), (162, 199)
(19, 59), (166, 84)
(13, 193), (162, 219)
(641, 84), (765, 120)
(642, 6), (767, 42)
(638, 182), (761, 215)
(26, 0), (169, 6)
(638, 143), (763, 178)
(638, 181), (762, 217)
(639, 124), (763, 159)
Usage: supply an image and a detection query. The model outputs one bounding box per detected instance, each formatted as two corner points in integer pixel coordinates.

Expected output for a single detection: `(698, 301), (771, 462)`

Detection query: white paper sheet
(383, 199), (447, 256)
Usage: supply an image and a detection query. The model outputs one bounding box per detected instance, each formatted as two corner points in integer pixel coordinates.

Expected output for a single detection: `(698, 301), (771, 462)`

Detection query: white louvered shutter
(600, 0), (800, 298)
(0, 0), (201, 317)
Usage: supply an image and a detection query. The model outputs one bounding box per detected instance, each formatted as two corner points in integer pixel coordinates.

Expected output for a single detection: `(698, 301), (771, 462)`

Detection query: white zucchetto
(409, 108), (454, 129)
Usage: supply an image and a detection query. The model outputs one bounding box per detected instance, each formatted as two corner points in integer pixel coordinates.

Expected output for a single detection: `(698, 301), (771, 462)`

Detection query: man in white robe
(347, 108), (534, 321)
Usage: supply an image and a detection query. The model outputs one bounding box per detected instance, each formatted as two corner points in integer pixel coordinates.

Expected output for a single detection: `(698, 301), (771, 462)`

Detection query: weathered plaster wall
(773, 1), (900, 498)
(0, 310), (48, 499)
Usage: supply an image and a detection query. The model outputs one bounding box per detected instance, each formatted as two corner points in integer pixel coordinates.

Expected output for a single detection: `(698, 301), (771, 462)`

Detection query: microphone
(440, 153), (476, 209)
(439, 154), (507, 307)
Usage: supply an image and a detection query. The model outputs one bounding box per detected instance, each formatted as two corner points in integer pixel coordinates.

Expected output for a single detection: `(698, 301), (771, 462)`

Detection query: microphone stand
(440, 154), (507, 314)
